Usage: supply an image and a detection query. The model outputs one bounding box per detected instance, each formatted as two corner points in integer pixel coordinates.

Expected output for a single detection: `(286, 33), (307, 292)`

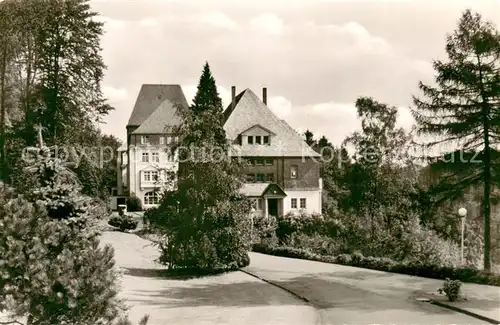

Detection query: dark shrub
(109, 214), (138, 232)
(126, 194), (143, 212)
(438, 278), (462, 301)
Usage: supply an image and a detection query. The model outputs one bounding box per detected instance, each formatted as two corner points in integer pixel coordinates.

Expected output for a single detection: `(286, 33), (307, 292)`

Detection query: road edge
(239, 269), (310, 304)
(428, 299), (500, 325)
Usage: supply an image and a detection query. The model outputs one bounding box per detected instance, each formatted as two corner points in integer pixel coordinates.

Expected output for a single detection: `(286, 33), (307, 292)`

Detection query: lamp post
(458, 207), (467, 265)
(250, 207), (255, 242)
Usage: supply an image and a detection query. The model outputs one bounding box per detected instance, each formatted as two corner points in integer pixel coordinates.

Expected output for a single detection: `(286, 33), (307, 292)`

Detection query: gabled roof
(223, 89), (319, 157)
(132, 99), (182, 134)
(239, 183), (287, 197)
(240, 124), (276, 135)
(127, 84), (188, 127)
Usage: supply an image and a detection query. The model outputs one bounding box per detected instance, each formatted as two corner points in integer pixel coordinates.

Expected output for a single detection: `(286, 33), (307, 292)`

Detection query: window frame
(291, 198), (297, 209)
(142, 152), (149, 163)
(300, 198), (306, 209)
(255, 136), (262, 144)
(290, 165), (298, 178)
(151, 152), (160, 163)
(263, 136), (269, 144)
(248, 136), (254, 144)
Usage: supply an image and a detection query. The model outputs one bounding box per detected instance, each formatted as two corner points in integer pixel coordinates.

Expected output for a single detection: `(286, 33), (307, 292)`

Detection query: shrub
(0, 148), (148, 325)
(252, 243), (500, 286)
(286, 232), (339, 256)
(251, 215), (278, 246)
(438, 278), (463, 302)
(109, 214), (138, 232)
(126, 194), (143, 212)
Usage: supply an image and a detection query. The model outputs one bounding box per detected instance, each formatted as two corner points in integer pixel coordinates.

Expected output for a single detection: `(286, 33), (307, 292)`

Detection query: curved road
(100, 229), (492, 325)
(244, 253), (494, 325)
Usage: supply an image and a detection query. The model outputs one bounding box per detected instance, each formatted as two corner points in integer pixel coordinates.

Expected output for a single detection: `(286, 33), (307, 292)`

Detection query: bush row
(252, 243), (500, 286)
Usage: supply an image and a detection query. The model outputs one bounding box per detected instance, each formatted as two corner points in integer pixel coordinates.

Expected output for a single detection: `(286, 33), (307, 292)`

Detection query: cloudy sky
(92, 0), (500, 145)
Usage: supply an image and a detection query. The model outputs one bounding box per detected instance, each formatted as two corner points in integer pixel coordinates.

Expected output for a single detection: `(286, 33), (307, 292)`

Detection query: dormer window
(241, 125), (275, 146)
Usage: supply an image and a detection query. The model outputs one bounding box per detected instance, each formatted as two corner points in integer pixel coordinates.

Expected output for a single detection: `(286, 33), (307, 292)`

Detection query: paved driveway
(99, 231), (317, 325)
(244, 253), (497, 325)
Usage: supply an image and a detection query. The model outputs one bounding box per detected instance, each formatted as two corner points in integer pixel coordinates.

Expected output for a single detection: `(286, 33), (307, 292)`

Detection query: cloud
(304, 21), (392, 55)
(249, 13), (285, 35)
(102, 86), (128, 103)
(268, 96), (292, 118)
(191, 11), (239, 30)
(94, 16), (127, 29)
(139, 18), (158, 26)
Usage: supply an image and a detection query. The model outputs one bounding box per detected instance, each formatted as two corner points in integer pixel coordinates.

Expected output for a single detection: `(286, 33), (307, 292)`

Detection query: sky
(92, 0), (500, 145)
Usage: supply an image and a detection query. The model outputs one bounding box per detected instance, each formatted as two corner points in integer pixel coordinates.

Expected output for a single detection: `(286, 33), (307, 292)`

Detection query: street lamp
(458, 207), (467, 265)
(249, 207), (257, 244)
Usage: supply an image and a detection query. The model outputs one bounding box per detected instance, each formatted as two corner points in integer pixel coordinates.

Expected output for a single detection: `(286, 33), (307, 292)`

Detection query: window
(143, 171), (151, 182)
(142, 152), (149, 162)
(300, 198), (307, 209)
(159, 136), (165, 145)
(247, 136), (253, 144)
(263, 136), (269, 144)
(255, 159), (264, 165)
(256, 198), (264, 210)
(291, 198), (297, 209)
(174, 136), (179, 142)
(152, 152), (159, 163)
(140, 135), (149, 145)
(144, 191), (160, 205)
(266, 173), (274, 182)
(290, 165), (298, 178)
(256, 174), (265, 182)
(246, 174), (255, 182)
(255, 136), (262, 144)
(166, 136), (172, 144)
(151, 171), (159, 182)
(265, 158), (273, 165)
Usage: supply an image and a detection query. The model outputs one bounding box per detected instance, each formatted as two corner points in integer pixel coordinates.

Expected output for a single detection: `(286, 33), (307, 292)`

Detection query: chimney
(262, 87), (267, 105)
(231, 86), (236, 110)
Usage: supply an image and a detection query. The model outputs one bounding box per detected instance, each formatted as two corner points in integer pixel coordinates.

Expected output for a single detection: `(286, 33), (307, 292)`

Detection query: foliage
(108, 215), (138, 232)
(438, 278), (463, 302)
(126, 194), (142, 212)
(0, 136), (147, 324)
(411, 9), (500, 271)
(252, 244), (500, 286)
(148, 63), (252, 272)
(0, 0), (116, 202)
(250, 214), (278, 246)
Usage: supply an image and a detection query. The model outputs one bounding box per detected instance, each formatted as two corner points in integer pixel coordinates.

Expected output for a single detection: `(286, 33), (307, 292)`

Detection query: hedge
(252, 244), (500, 286)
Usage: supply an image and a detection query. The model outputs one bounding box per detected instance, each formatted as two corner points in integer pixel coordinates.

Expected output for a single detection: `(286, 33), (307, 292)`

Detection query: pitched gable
(127, 84), (188, 127)
(132, 99), (182, 134)
(223, 89), (319, 157)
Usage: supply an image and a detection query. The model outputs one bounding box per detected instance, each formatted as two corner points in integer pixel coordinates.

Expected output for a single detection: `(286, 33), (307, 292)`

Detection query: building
(114, 84), (322, 216)
(113, 84), (188, 209)
(225, 86), (322, 216)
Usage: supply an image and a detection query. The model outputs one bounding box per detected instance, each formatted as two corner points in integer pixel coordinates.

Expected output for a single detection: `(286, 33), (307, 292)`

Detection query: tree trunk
(0, 46), (7, 181)
(477, 54), (492, 272)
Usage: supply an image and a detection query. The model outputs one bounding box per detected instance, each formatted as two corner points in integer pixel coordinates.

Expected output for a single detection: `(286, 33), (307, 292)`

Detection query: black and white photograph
(0, 0), (499, 324)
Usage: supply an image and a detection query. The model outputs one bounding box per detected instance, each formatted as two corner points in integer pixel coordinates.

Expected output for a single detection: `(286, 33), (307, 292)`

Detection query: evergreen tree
(148, 64), (252, 271)
(412, 10), (500, 271)
(191, 62), (223, 114)
(0, 127), (148, 325)
(304, 130), (316, 147)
